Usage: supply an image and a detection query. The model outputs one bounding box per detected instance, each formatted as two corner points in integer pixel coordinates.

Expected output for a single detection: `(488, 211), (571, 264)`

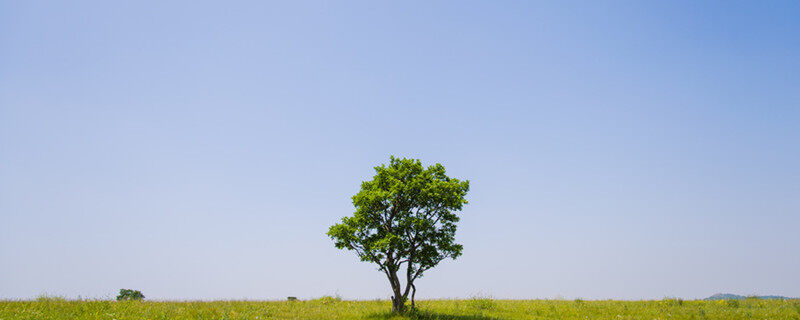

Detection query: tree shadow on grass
(365, 310), (503, 320)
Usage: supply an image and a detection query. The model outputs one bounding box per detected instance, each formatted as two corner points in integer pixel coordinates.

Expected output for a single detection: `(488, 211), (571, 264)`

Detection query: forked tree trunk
(389, 272), (405, 313)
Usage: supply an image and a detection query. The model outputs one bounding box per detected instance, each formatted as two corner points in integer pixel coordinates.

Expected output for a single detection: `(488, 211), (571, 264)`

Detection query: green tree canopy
(327, 156), (469, 313)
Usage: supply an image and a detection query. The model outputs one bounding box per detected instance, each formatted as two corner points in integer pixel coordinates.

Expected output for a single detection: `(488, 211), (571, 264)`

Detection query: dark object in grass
(287, 297), (298, 301)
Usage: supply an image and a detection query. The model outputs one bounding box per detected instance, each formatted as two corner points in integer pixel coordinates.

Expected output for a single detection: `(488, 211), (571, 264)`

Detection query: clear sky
(1, 1), (798, 301)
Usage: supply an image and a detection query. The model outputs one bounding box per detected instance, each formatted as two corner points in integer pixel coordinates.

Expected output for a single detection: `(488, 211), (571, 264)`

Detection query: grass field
(2, 297), (799, 319)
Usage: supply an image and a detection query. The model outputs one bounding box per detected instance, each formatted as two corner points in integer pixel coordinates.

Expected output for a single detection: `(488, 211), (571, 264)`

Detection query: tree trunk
(392, 295), (404, 313)
(410, 282), (416, 309)
(389, 272), (405, 313)
(391, 290), (405, 313)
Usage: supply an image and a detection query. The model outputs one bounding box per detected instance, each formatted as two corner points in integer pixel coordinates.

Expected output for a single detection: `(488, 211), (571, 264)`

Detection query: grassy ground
(1, 297), (799, 319)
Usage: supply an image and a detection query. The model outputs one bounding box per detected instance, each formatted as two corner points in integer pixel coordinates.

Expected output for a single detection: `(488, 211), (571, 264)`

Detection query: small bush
(35, 294), (66, 302)
(287, 296), (298, 301)
(468, 296), (496, 310)
(313, 295), (341, 305)
(116, 289), (144, 301)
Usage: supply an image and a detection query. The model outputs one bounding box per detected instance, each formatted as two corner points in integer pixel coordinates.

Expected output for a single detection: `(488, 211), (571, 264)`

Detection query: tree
(327, 156), (469, 313)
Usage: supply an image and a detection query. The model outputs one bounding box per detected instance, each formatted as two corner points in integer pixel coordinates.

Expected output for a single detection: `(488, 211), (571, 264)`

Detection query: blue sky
(1, 1), (798, 300)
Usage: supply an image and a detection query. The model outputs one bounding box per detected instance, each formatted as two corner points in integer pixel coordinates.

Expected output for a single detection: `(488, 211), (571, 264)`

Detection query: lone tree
(327, 156), (469, 313)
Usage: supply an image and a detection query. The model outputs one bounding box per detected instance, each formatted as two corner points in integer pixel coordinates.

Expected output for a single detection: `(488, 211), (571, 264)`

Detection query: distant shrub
(116, 289), (144, 301)
(725, 299), (740, 308)
(574, 298), (584, 305)
(468, 296), (496, 310)
(35, 294), (67, 302)
(287, 296), (298, 301)
(313, 295), (341, 305)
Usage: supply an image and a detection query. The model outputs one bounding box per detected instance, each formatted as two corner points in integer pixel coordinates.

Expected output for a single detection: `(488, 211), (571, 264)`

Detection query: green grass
(2, 297), (799, 319)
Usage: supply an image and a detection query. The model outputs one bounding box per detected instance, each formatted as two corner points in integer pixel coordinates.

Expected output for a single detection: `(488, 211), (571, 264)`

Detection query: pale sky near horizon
(1, 1), (799, 300)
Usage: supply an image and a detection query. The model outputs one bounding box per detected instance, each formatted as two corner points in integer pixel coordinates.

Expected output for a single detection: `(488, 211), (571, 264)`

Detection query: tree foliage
(327, 156), (469, 313)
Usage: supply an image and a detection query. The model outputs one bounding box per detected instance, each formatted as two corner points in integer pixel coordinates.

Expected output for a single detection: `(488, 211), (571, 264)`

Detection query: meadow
(2, 297), (799, 320)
